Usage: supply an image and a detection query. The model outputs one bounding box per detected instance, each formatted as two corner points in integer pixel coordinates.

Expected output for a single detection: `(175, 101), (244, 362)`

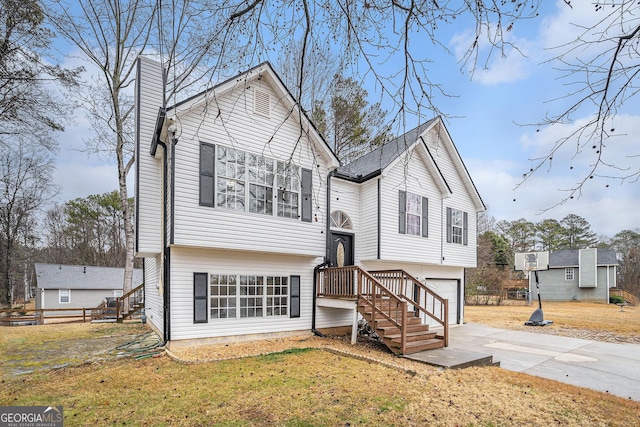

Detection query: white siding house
(135, 59), (484, 348)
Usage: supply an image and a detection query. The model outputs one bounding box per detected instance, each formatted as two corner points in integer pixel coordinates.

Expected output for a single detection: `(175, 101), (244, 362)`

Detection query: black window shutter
(446, 207), (452, 243)
(398, 190), (406, 234)
(421, 197), (429, 238)
(194, 273), (208, 323)
(301, 168), (312, 222)
(290, 275), (300, 318)
(463, 211), (468, 246)
(199, 143), (215, 207)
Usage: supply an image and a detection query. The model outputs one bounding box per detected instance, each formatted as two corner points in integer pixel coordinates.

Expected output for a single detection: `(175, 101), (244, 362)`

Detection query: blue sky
(52, 1), (640, 238)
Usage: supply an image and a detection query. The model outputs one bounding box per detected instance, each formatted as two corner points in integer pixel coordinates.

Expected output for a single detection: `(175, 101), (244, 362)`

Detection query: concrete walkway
(418, 323), (640, 401)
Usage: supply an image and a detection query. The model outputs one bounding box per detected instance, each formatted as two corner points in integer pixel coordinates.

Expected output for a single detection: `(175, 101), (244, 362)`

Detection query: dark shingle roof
(35, 263), (143, 290)
(548, 249), (618, 268)
(336, 119), (437, 180)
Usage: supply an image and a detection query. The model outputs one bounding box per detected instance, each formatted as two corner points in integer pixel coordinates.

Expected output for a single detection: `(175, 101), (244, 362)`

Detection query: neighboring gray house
(516, 248), (618, 303)
(34, 263), (143, 312)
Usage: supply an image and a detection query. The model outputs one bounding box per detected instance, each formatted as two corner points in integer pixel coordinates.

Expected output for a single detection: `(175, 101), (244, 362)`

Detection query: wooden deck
(317, 266), (448, 355)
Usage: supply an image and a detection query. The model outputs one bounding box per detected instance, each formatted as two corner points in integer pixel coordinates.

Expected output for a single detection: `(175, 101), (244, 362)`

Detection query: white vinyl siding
(171, 80), (328, 257)
(135, 57), (165, 256)
(359, 179), (378, 261)
(143, 255), (164, 334)
(429, 128), (479, 268)
(377, 149), (442, 264)
(331, 179), (362, 262)
(169, 247), (321, 341)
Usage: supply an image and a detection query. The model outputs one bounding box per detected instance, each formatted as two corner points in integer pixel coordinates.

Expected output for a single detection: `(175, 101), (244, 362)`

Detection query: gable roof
(336, 119), (437, 180)
(35, 263), (143, 290)
(548, 249), (619, 268)
(336, 117), (485, 210)
(161, 61), (340, 169)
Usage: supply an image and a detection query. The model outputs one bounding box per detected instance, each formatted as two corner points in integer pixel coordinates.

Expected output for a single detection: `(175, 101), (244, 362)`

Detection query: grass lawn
(1, 309), (639, 426)
(464, 301), (640, 339)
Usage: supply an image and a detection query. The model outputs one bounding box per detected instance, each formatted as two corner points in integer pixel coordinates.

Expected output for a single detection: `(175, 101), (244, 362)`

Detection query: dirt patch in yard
(0, 322), (151, 377)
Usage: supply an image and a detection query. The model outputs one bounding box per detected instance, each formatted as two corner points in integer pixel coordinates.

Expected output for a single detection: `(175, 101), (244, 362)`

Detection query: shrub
(609, 295), (625, 304)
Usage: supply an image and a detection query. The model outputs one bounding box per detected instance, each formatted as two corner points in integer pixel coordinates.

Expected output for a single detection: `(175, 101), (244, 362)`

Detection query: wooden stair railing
(116, 283), (145, 322)
(317, 266), (447, 355)
(90, 300), (115, 321)
(370, 270), (449, 347)
(610, 288), (637, 305)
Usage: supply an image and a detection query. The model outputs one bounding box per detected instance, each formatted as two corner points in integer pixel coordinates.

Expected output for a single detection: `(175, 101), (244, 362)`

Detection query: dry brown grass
(2, 321), (640, 426)
(465, 301), (640, 341)
(4, 345), (640, 426)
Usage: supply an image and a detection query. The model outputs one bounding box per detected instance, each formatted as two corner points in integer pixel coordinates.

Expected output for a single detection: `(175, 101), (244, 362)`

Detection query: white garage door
(420, 279), (459, 327)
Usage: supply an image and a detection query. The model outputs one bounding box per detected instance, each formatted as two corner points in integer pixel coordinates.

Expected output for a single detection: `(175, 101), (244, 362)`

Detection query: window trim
(330, 210), (353, 230)
(446, 207), (468, 246)
(59, 289), (70, 304)
(398, 190), (428, 238)
(205, 144), (311, 221)
(206, 273), (291, 321)
(565, 268), (575, 281)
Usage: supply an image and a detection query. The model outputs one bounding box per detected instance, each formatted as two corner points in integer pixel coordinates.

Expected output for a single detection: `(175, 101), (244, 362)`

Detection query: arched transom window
(330, 210), (352, 230)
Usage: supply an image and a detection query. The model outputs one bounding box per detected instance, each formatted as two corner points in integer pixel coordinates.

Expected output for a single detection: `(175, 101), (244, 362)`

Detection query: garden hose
(111, 331), (165, 359)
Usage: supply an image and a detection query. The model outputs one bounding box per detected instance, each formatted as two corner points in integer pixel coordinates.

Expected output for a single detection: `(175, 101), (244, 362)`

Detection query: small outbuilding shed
(34, 263), (143, 312)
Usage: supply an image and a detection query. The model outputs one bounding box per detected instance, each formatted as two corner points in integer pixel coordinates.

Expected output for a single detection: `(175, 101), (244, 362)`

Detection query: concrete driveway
(446, 323), (640, 401)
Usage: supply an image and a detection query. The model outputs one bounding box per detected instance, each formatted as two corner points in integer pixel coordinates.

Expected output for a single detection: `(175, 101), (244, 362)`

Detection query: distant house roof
(336, 119), (437, 180)
(34, 263), (143, 290)
(548, 249), (619, 268)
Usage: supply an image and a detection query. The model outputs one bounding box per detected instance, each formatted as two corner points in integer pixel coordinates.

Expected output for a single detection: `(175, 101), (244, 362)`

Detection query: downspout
(312, 260), (329, 337)
(377, 178), (381, 259)
(440, 197), (444, 263)
(158, 140), (170, 343)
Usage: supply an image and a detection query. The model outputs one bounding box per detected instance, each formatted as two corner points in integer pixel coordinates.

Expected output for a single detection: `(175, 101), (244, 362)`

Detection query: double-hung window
(398, 190), (428, 237)
(277, 162), (300, 219)
(446, 207), (468, 245)
(247, 153), (274, 215)
(216, 147), (246, 211)
(451, 209), (463, 244)
(59, 289), (70, 304)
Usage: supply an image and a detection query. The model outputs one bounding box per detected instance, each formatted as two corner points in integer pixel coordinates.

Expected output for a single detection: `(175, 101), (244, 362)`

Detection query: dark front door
(329, 232), (354, 267)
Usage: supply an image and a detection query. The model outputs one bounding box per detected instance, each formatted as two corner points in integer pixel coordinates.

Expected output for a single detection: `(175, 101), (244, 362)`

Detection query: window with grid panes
(210, 274), (237, 319)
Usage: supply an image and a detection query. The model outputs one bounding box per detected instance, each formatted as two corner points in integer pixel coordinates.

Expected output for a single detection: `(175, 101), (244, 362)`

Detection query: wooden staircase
(317, 266), (448, 355)
(359, 298), (445, 354)
(91, 283), (145, 322)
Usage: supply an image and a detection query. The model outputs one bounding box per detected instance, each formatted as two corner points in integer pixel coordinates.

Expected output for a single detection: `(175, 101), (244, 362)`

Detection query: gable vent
(254, 88), (271, 118)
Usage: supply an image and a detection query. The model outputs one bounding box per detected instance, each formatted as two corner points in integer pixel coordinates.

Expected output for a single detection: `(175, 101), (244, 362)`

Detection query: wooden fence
(0, 307), (94, 325)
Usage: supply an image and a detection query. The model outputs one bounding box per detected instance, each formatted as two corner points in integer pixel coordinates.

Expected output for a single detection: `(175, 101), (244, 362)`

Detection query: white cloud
(466, 113), (640, 237)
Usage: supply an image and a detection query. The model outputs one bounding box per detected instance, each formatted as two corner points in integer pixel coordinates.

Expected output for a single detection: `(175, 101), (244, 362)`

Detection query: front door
(329, 232), (354, 267)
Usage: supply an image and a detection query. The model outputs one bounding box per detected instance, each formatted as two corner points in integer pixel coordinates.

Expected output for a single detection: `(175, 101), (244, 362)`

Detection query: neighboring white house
(135, 58), (485, 348)
(34, 263), (143, 313)
(514, 249), (618, 303)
